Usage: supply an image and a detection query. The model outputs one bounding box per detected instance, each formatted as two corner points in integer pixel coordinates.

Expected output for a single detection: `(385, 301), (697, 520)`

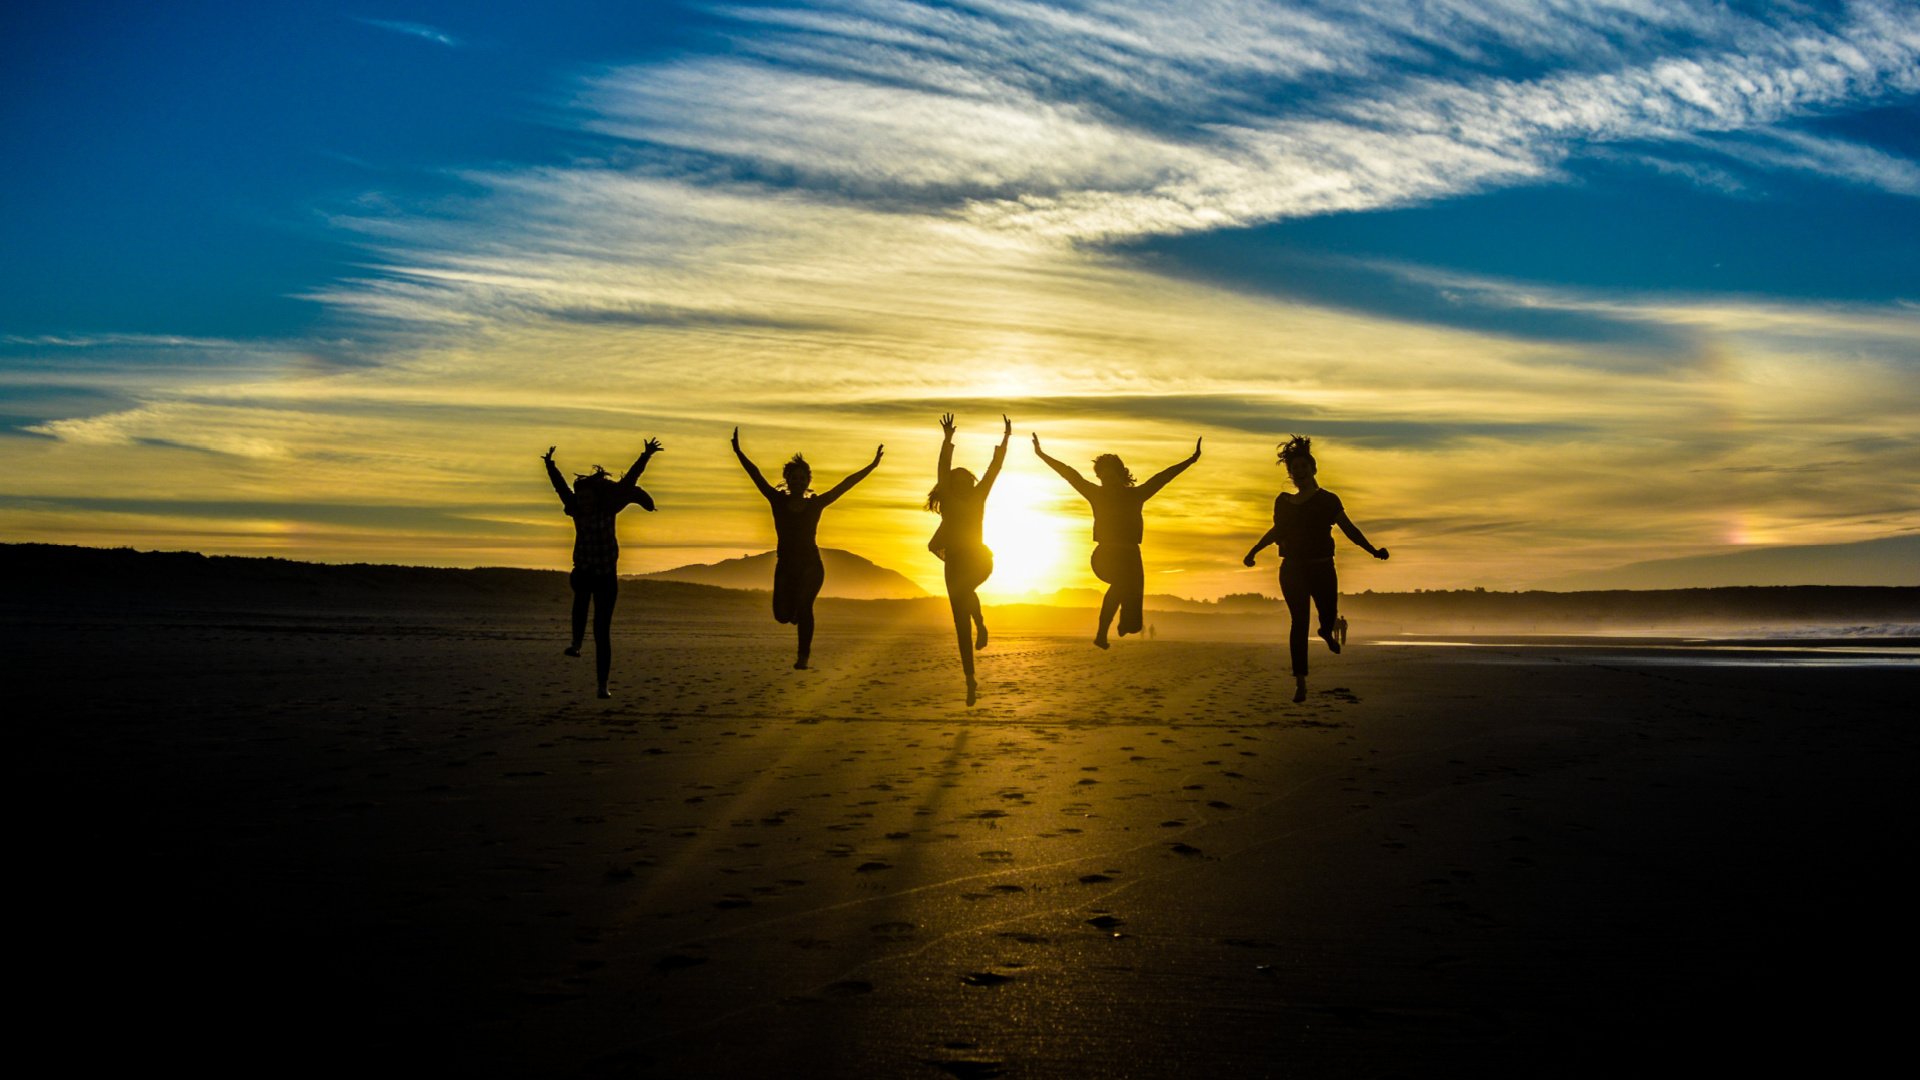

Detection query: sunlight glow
(979, 471), (1078, 598)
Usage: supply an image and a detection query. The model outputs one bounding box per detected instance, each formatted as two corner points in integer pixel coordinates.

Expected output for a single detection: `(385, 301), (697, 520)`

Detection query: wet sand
(13, 605), (1915, 1076)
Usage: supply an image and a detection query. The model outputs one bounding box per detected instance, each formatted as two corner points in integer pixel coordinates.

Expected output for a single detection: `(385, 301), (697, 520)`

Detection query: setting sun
(978, 471), (1080, 598)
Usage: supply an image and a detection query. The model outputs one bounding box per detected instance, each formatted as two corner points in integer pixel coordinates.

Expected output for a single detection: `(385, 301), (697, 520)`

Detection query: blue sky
(3, 1), (1917, 593)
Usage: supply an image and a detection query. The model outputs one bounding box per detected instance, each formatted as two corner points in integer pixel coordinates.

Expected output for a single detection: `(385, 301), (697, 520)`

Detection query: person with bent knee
(1243, 435), (1388, 703)
(544, 438), (661, 698)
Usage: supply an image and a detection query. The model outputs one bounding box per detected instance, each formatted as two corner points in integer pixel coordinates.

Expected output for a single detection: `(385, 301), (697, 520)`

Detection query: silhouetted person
(1243, 435), (1388, 703)
(928, 413), (1009, 706)
(732, 427), (883, 669)
(544, 439), (661, 698)
(1034, 433), (1201, 648)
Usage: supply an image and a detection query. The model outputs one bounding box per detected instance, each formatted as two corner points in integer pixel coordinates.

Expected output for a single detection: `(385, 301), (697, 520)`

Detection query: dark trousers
(569, 568), (618, 686)
(1279, 557), (1337, 677)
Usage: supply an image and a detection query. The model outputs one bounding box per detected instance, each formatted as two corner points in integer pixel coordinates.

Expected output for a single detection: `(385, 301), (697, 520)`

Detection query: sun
(979, 471), (1079, 598)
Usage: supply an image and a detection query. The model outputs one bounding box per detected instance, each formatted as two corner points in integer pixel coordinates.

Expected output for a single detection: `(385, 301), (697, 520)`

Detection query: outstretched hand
(730, 426), (741, 451)
(872, 444), (885, 465)
(1191, 437), (1203, 461)
(643, 437), (664, 455)
(1373, 547), (1390, 561)
(1030, 432), (1043, 455)
(1001, 414), (1012, 440)
(542, 445), (556, 463)
(1242, 553), (1257, 568)
(939, 412), (955, 437)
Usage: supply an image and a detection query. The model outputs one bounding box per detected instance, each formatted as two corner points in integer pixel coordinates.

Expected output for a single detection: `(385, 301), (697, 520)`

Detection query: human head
(780, 453), (812, 495)
(926, 466), (976, 513)
(1278, 435), (1316, 486)
(572, 467), (613, 509)
(1091, 453), (1135, 487)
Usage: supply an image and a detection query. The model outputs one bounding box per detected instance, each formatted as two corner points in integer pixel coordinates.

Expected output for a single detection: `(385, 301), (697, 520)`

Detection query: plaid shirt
(569, 501), (626, 573)
(550, 458), (651, 573)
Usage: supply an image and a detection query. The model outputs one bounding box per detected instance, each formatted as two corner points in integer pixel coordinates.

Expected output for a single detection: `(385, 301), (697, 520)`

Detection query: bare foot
(597, 687), (612, 699)
(1292, 679), (1307, 704)
(974, 623), (989, 651)
(794, 660), (809, 670)
(966, 680), (977, 707)
(564, 644), (582, 657)
(1318, 627), (1341, 654)
(1093, 636), (1110, 650)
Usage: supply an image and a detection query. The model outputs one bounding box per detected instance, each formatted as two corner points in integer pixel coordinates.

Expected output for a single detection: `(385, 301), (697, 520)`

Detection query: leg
(1116, 546), (1144, 636)
(1313, 562), (1341, 655)
(949, 592), (977, 704)
(593, 574), (617, 697)
(1279, 561), (1311, 700)
(794, 557), (824, 669)
(566, 570), (588, 655)
(1091, 545), (1118, 648)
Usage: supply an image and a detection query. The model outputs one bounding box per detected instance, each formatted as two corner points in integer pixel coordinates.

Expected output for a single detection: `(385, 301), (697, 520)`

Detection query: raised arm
(1138, 438), (1202, 500)
(617, 437), (663, 511)
(820, 444), (885, 506)
(937, 413), (955, 487)
(1336, 508), (1390, 560)
(620, 437), (663, 485)
(977, 415), (1011, 497)
(1032, 433), (1097, 500)
(731, 427), (780, 502)
(543, 446), (575, 513)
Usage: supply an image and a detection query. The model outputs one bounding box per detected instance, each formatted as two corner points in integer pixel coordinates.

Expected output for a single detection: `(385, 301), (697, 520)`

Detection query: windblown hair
(1091, 453), (1136, 487)
(779, 453), (813, 495)
(1277, 435), (1315, 470)
(926, 467), (976, 513)
(572, 465), (612, 484)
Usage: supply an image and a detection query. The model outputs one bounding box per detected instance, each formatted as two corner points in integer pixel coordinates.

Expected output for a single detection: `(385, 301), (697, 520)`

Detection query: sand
(13, 600), (1915, 1076)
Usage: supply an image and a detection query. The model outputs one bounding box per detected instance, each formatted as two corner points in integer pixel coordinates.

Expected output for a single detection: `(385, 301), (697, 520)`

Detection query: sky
(3, 0), (1917, 598)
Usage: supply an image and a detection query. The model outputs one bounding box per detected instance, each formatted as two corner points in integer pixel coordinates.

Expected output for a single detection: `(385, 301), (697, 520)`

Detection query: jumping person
(1242, 435), (1388, 703)
(544, 438), (662, 698)
(732, 427), (883, 669)
(927, 413), (1009, 706)
(1033, 433), (1201, 648)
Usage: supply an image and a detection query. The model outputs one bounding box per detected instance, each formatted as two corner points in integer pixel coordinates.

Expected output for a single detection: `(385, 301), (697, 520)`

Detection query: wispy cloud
(356, 18), (461, 49)
(10, 1), (1920, 591)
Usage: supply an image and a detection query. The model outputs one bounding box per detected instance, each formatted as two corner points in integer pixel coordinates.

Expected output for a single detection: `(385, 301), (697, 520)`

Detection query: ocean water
(1381, 634), (1920, 668)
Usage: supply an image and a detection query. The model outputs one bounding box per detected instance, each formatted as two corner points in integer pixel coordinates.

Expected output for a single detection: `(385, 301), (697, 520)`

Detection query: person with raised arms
(732, 427), (883, 670)
(926, 413), (1010, 705)
(543, 438), (662, 699)
(1033, 432), (1201, 649)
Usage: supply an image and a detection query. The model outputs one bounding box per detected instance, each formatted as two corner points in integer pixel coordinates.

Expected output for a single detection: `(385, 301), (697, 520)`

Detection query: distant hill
(1544, 534), (1920, 590)
(640, 548), (928, 600)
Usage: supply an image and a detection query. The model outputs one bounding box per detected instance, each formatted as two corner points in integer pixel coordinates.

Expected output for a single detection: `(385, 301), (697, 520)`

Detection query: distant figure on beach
(544, 439), (662, 698)
(1034, 432), (1201, 648)
(927, 413), (1010, 706)
(732, 427), (883, 670)
(1242, 435), (1388, 703)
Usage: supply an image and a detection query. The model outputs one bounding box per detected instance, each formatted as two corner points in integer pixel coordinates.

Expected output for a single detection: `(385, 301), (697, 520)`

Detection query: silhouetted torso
(940, 491), (989, 551)
(1272, 489), (1344, 560)
(1088, 488), (1148, 545)
(770, 496), (827, 557)
(564, 488), (646, 572)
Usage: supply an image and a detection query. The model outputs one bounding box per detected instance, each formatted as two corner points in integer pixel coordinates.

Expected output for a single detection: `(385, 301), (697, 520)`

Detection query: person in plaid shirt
(545, 438), (662, 698)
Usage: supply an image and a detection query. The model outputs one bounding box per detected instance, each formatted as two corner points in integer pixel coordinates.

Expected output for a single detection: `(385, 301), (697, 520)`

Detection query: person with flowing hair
(1033, 432), (1201, 648)
(543, 438), (662, 698)
(927, 413), (1009, 705)
(1243, 435), (1389, 703)
(732, 427), (883, 670)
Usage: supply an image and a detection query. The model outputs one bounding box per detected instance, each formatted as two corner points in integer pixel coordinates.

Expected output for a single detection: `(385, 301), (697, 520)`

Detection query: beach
(14, 593), (1915, 1076)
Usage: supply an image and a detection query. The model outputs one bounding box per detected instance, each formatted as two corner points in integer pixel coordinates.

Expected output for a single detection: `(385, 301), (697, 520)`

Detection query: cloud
(356, 18), (461, 48)
(9, 1), (1920, 592)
